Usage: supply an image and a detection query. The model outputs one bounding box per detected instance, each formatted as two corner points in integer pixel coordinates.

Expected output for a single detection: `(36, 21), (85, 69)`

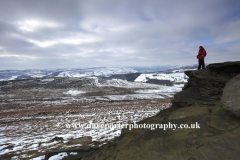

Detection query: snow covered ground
(0, 99), (172, 160)
(0, 67), (139, 81)
(57, 67), (138, 78)
(135, 72), (188, 83)
(0, 76), (185, 159)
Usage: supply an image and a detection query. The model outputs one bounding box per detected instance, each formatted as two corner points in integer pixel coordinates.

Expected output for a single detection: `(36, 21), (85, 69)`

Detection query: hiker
(197, 46), (206, 69)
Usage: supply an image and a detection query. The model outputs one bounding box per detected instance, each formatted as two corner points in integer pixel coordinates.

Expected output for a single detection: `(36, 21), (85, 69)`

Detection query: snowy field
(1, 99), (172, 160)
(135, 72), (188, 83)
(0, 77), (185, 160)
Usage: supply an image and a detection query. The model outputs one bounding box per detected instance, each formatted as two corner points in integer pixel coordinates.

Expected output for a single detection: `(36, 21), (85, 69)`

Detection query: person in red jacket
(197, 46), (206, 69)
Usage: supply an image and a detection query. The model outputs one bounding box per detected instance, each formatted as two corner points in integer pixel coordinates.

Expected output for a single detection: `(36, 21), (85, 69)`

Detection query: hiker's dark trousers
(198, 59), (205, 69)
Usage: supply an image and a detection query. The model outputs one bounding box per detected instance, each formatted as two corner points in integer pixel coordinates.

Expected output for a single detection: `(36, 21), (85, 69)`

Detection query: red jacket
(197, 46), (206, 59)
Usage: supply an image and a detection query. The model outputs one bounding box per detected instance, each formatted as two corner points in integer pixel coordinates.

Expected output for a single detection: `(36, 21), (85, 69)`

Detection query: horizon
(0, 63), (198, 71)
(1, 0), (240, 70)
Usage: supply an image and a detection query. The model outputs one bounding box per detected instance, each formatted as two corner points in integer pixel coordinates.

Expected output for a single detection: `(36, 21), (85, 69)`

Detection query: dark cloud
(0, 0), (240, 69)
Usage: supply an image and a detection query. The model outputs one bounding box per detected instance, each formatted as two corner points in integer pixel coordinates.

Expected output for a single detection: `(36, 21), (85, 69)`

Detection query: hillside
(70, 61), (240, 160)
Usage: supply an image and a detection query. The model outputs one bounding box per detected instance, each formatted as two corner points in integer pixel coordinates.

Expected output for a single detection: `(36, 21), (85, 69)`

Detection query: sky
(0, 0), (240, 70)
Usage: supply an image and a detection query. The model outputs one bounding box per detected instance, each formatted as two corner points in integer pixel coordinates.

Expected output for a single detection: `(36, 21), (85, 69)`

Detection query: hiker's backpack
(204, 49), (207, 57)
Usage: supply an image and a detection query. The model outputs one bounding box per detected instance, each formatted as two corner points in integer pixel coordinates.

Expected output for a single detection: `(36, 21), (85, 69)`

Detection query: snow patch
(41, 78), (54, 82)
(63, 90), (86, 96)
(29, 155), (45, 160)
(135, 72), (188, 83)
(9, 76), (18, 80)
(49, 152), (68, 160)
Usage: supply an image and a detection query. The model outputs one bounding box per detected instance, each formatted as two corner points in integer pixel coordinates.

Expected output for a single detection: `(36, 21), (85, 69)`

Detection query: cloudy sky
(0, 0), (240, 70)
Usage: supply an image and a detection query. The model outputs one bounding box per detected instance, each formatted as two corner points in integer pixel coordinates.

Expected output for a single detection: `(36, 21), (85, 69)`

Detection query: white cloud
(60, 36), (100, 45)
(17, 19), (60, 32)
(0, 54), (37, 59)
(28, 39), (57, 48)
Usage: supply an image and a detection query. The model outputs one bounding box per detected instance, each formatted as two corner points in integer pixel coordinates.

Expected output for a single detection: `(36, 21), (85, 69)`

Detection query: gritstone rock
(221, 74), (240, 117)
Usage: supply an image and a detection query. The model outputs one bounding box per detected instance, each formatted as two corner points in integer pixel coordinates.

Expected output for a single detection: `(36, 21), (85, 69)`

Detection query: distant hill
(0, 65), (197, 81)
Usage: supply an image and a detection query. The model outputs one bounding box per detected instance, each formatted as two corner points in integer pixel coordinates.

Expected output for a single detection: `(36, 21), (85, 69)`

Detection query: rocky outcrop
(221, 74), (240, 117)
(174, 61), (240, 108)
